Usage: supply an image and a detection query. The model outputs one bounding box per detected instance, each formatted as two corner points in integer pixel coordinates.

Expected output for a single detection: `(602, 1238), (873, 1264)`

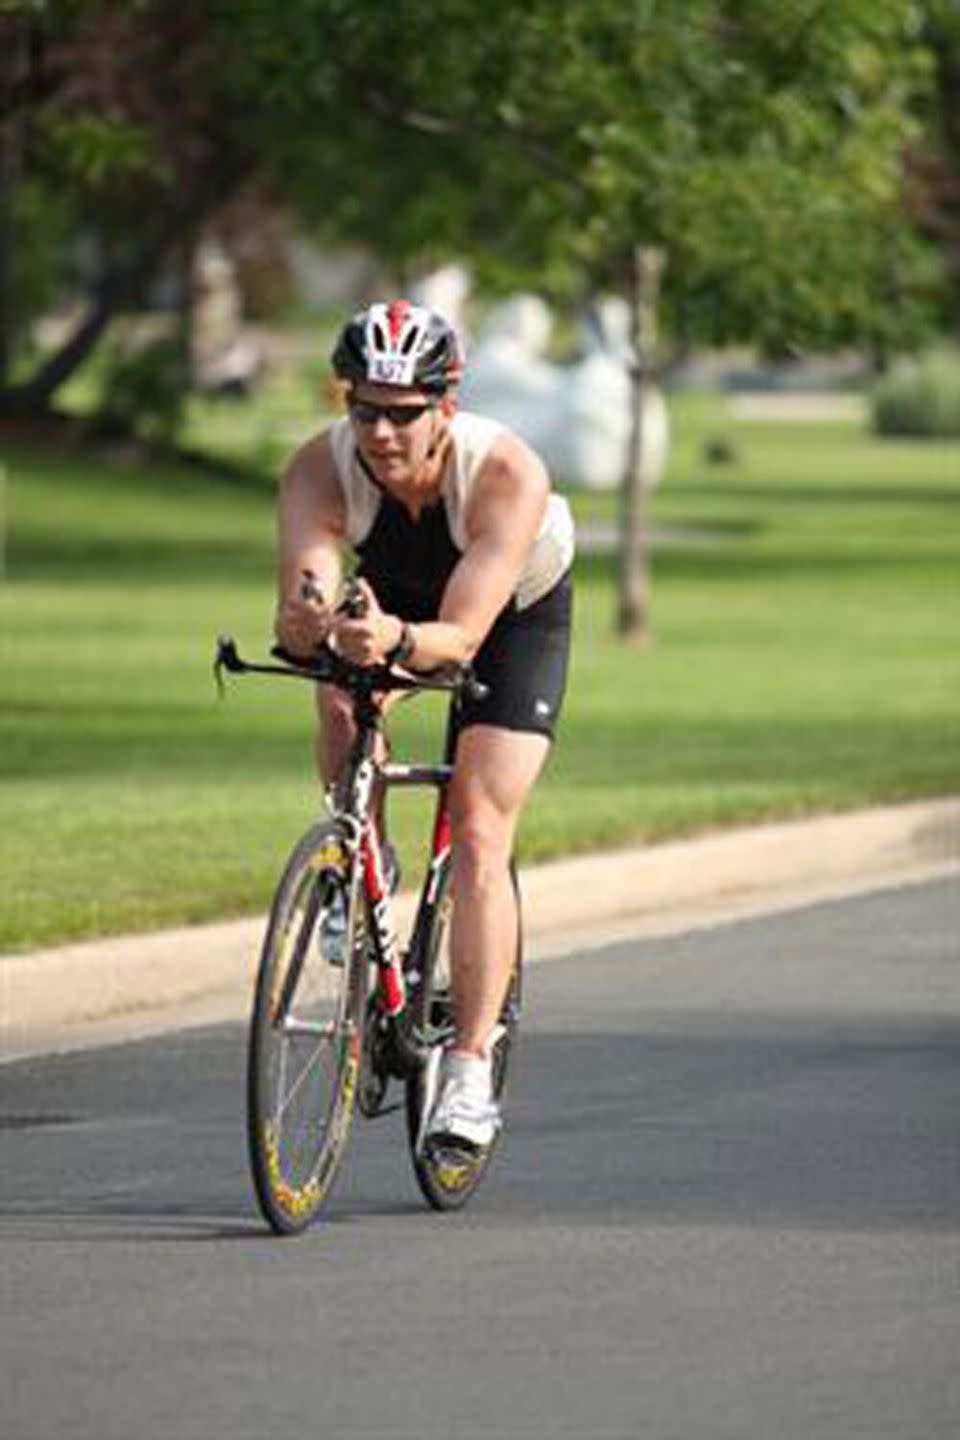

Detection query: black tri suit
(330, 412), (574, 741)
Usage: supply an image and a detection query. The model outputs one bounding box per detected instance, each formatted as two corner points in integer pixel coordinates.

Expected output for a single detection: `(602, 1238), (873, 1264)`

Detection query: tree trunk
(0, 25), (28, 390)
(927, 12), (960, 339)
(617, 244), (664, 639)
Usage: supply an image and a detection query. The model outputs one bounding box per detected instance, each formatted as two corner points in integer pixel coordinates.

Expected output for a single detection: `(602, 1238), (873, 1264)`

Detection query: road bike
(215, 617), (522, 1235)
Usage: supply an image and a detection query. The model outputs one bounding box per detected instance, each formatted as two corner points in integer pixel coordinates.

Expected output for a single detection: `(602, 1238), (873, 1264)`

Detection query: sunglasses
(349, 399), (436, 427)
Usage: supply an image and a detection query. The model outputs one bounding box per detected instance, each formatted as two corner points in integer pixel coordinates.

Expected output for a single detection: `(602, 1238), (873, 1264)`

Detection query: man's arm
(275, 433), (346, 655)
(407, 434), (549, 669)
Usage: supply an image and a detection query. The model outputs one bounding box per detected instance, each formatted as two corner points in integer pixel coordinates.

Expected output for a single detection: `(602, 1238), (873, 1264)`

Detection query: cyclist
(275, 299), (574, 1159)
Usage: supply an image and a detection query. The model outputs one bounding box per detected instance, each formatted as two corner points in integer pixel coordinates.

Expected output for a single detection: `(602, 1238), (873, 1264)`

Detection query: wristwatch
(385, 621), (416, 667)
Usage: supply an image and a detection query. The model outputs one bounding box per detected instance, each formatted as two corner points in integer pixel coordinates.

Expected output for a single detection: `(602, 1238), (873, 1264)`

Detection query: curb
(2, 797), (957, 1062)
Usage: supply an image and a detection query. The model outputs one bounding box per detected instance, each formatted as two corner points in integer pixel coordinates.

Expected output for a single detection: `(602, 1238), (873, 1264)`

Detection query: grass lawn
(1, 392), (958, 952)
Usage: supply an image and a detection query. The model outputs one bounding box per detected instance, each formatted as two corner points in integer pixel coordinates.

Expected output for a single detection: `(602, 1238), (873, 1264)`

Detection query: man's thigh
(450, 724), (550, 824)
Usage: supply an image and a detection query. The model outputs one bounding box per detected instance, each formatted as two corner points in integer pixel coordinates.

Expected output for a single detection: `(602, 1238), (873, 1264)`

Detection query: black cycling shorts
(449, 570), (572, 742)
(356, 565), (572, 744)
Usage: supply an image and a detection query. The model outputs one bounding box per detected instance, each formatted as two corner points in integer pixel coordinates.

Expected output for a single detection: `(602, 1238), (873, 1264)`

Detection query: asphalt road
(2, 879), (958, 1440)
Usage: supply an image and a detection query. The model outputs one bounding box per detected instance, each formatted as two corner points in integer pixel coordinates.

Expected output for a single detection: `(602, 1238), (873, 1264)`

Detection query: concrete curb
(2, 797), (957, 1062)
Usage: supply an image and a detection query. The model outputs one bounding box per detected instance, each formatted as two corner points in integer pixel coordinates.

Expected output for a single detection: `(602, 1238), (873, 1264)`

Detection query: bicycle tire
(404, 859), (522, 1212)
(247, 819), (368, 1234)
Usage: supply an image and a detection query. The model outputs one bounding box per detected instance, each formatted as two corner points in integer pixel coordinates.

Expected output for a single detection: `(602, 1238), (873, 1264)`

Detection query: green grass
(1, 392), (958, 952)
(55, 316), (335, 477)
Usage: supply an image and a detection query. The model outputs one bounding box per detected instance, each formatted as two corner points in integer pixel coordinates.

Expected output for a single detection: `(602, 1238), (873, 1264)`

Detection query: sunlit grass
(1, 391), (958, 950)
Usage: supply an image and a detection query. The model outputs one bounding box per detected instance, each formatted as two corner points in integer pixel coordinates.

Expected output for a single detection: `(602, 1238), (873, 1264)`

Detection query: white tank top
(327, 411), (574, 610)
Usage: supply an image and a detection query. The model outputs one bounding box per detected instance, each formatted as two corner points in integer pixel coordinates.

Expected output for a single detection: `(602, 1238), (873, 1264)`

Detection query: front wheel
(247, 820), (367, 1234)
(404, 859), (522, 1211)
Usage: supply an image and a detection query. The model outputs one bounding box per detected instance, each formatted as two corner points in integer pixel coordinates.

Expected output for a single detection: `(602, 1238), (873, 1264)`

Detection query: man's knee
(449, 797), (513, 895)
(315, 684), (353, 730)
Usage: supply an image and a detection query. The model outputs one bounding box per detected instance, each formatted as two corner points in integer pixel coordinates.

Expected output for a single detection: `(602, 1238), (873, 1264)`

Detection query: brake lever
(214, 634), (242, 696)
(339, 576), (368, 619)
(300, 571), (368, 622)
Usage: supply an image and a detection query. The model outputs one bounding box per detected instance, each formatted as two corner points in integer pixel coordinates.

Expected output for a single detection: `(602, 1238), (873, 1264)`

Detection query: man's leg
(315, 683), (391, 796)
(314, 684), (394, 866)
(314, 684), (355, 788)
(446, 723), (550, 1056)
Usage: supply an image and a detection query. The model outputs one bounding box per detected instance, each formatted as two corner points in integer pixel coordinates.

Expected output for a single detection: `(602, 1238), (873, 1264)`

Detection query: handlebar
(214, 634), (489, 705)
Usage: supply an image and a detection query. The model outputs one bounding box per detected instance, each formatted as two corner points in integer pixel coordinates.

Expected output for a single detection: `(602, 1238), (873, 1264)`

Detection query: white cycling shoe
(426, 1051), (501, 1152)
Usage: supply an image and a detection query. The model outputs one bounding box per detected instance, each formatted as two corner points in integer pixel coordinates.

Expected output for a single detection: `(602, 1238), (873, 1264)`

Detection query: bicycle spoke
(271, 1035), (330, 1126)
(272, 1011), (357, 1117)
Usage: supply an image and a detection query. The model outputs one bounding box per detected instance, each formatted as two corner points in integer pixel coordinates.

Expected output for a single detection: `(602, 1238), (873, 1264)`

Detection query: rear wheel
(404, 860), (522, 1211)
(247, 821), (367, 1235)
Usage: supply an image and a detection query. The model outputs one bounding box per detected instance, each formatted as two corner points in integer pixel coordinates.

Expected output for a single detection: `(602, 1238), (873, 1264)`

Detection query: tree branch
(357, 80), (585, 192)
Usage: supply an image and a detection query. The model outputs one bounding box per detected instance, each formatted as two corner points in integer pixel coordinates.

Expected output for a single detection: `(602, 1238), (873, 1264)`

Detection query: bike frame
(214, 630), (476, 1065)
(337, 690), (454, 1041)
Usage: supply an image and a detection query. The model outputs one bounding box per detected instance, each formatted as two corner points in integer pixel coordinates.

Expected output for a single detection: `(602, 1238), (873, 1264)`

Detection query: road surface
(2, 879), (958, 1439)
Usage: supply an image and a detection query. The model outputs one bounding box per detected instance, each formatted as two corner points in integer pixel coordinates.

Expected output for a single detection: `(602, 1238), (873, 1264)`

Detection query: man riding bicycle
(275, 299), (574, 1159)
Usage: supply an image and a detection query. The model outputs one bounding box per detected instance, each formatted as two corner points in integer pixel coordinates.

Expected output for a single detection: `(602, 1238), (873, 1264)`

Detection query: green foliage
(872, 349), (960, 435)
(98, 336), (187, 444)
(37, 112), (159, 190)
(5, 178), (78, 360)
(257, 0), (942, 351)
(0, 2), (247, 398)
(0, 0), (952, 410)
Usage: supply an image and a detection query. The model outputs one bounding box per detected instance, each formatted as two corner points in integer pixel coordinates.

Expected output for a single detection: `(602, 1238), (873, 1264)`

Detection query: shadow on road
(1, 1002), (958, 1240)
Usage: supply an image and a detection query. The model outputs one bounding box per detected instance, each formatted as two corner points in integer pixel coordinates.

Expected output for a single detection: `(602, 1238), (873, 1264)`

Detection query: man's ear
(439, 391), (458, 419)
(331, 379), (351, 412)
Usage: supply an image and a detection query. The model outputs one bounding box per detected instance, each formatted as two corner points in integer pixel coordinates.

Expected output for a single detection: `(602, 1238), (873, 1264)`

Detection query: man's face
(348, 382), (453, 486)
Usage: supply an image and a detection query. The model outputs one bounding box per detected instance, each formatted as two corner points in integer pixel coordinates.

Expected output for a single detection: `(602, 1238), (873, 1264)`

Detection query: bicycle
(214, 615), (522, 1235)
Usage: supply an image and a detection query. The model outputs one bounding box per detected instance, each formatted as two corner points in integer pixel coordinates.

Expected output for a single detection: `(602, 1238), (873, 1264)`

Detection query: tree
(0, 0), (504, 409)
(0, 1), (942, 640)
(283, 0), (937, 636)
(0, 1), (264, 410)
(907, 0), (960, 336)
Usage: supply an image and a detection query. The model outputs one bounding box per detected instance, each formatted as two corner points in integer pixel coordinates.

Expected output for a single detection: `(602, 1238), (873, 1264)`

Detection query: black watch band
(385, 621), (415, 667)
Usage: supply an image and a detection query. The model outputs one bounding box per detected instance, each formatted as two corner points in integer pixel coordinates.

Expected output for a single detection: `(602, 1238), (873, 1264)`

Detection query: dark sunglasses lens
(351, 401), (430, 426)
(389, 404), (429, 426)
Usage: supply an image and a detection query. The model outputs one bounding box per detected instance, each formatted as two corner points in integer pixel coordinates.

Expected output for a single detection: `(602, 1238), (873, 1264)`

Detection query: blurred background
(0, 0), (957, 952)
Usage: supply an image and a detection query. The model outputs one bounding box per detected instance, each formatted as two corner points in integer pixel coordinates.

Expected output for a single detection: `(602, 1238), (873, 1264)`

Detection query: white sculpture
(459, 295), (564, 470)
(410, 263), (472, 338)
(460, 293), (668, 490)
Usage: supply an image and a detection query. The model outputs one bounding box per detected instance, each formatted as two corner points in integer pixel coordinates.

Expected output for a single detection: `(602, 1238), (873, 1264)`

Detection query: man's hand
(331, 577), (402, 666)
(274, 569), (333, 657)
